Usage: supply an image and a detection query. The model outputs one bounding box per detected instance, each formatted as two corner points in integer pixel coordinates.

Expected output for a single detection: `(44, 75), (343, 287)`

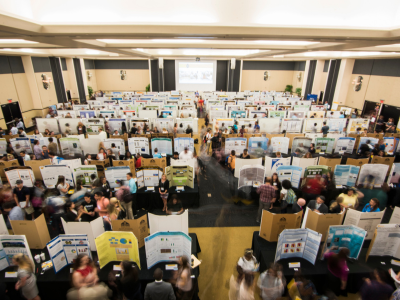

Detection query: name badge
(161, 188), (164, 191)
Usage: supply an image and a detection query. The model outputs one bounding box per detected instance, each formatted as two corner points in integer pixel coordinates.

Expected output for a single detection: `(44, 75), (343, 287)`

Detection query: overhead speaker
(158, 58), (164, 69)
(231, 58), (236, 69)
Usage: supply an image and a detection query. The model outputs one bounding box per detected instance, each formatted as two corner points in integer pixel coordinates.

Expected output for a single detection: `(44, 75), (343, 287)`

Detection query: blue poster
(79, 110), (96, 118)
(334, 165), (360, 187)
(231, 111), (247, 118)
(357, 137), (379, 153)
(322, 225), (366, 259)
(248, 137), (269, 156)
(276, 165), (302, 188)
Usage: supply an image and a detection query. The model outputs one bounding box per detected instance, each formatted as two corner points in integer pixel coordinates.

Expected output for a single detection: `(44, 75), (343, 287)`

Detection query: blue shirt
(339, 114), (345, 118)
(232, 124), (238, 133)
(254, 125), (260, 130)
(362, 204), (380, 212)
(128, 178), (137, 194)
(153, 153), (162, 158)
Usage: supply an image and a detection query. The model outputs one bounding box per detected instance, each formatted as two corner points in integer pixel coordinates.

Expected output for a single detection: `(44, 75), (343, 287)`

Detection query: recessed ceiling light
(182, 49), (261, 56)
(151, 39), (206, 43)
(254, 40), (318, 46)
(158, 49), (173, 55)
(273, 55), (285, 58)
(20, 48), (34, 53)
(0, 39), (38, 44)
(86, 50), (100, 55)
(376, 44), (400, 47)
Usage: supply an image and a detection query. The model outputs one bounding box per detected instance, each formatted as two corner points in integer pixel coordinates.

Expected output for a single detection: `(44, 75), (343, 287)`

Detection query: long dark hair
(56, 175), (65, 186)
(76, 179), (83, 191)
(369, 198), (380, 211)
(72, 253), (94, 271)
(272, 173), (280, 185)
(121, 261), (139, 282)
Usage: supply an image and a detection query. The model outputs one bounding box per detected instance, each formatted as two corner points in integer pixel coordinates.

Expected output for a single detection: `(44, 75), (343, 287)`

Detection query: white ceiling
(2, 0), (400, 59)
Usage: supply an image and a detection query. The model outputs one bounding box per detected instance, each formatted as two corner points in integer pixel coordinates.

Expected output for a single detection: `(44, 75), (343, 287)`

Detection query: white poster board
(36, 118), (60, 134)
(258, 118), (280, 133)
(5, 168), (35, 188)
(368, 224), (400, 259)
(103, 138), (126, 155)
(389, 207), (400, 224)
(73, 166), (98, 186)
(104, 166), (131, 188)
(357, 164), (389, 188)
(265, 157), (291, 178)
(271, 137), (289, 154)
(10, 137), (32, 154)
(61, 217), (104, 251)
(238, 165), (265, 188)
(148, 210), (189, 235)
(281, 119), (303, 133)
(174, 138), (194, 154)
(128, 137), (150, 155)
(40, 165), (74, 188)
(144, 231), (191, 269)
(225, 138), (247, 155)
(334, 137), (356, 154)
(234, 158), (263, 178)
(292, 157), (319, 178)
(303, 119), (324, 133)
(151, 138), (173, 155)
(0, 235), (33, 271)
(343, 208), (385, 240)
(59, 138), (82, 155)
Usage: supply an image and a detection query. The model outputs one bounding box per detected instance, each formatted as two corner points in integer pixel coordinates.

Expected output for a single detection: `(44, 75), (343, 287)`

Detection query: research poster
(307, 111), (325, 118)
(389, 163), (400, 184)
(348, 119), (369, 133)
(10, 138), (32, 154)
(265, 157), (291, 178)
(225, 138), (247, 155)
(334, 165), (360, 187)
(327, 118), (347, 132)
(79, 110), (96, 118)
(40, 165), (74, 188)
(0, 235), (33, 271)
(73, 166), (98, 186)
(288, 111), (305, 119)
(248, 137), (269, 156)
(291, 137), (312, 155)
(248, 111), (268, 119)
(105, 166), (131, 188)
(108, 119), (127, 135)
(281, 119), (303, 133)
(383, 137), (398, 155)
(269, 111), (286, 118)
(367, 224), (400, 260)
(5, 168), (35, 188)
(343, 209), (385, 240)
(47, 234), (91, 273)
(321, 225), (367, 259)
(95, 231), (140, 269)
(274, 228), (322, 265)
(315, 138), (335, 154)
(334, 137), (356, 154)
(174, 138), (194, 154)
(39, 137), (58, 153)
(357, 137), (379, 153)
(293, 105), (310, 112)
(128, 137), (150, 155)
(151, 138), (173, 155)
(276, 165), (302, 189)
(144, 231), (191, 269)
(303, 119), (324, 133)
(155, 118), (174, 133)
(238, 165), (265, 188)
(103, 139), (126, 155)
(258, 118), (280, 133)
(303, 165), (330, 179)
(357, 164), (389, 188)
(59, 138), (82, 155)
(230, 110), (247, 118)
(98, 110), (115, 118)
(58, 110), (77, 118)
(0, 138), (7, 155)
(177, 118), (197, 134)
(84, 118), (105, 133)
(270, 137), (289, 154)
(36, 118), (60, 134)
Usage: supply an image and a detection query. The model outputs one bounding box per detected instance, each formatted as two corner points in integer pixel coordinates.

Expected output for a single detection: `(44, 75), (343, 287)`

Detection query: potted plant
(145, 84), (150, 92)
(295, 88), (302, 97)
(284, 85), (293, 93)
(87, 86), (93, 98)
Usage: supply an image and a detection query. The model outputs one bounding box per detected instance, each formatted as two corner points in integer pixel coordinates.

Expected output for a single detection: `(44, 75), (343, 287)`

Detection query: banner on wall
(128, 138), (150, 155)
(334, 137), (356, 154)
(276, 165), (302, 189)
(265, 157), (291, 178)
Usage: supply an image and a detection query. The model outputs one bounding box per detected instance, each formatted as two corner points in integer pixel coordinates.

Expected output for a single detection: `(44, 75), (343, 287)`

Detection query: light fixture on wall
(297, 72), (302, 82)
(87, 71), (92, 81)
(41, 74), (52, 90)
(352, 76), (363, 92)
(120, 70), (126, 80)
(264, 71), (270, 81)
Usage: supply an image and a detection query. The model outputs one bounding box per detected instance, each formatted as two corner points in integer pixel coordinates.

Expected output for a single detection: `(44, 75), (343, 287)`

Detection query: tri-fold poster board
(165, 165), (194, 188)
(238, 165), (265, 188)
(10, 214), (51, 249)
(47, 234), (91, 273)
(275, 228), (322, 265)
(301, 208), (345, 241)
(61, 217), (104, 251)
(366, 224), (400, 261)
(40, 165), (74, 188)
(95, 231), (141, 269)
(145, 231), (191, 269)
(148, 211), (189, 235)
(234, 158), (263, 178)
(259, 210), (303, 242)
(0, 235), (33, 271)
(111, 215), (149, 248)
(5, 167), (35, 188)
(104, 166), (131, 188)
(343, 209), (385, 240)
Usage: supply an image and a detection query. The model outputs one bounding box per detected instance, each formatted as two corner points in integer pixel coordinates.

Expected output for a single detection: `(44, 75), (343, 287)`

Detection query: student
(97, 148), (106, 161)
(130, 123), (138, 135)
(84, 154), (91, 165)
(20, 151), (31, 162)
(18, 128), (27, 137)
(307, 195), (329, 213)
(311, 123), (318, 133)
(64, 200), (83, 222)
(362, 198), (380, 212)
(240, 149), (251, 159)
(111, 143), (120, 160)
(94, 191), (110, 217)
(321, 121), (329, 136)
(41, 145), (49, 159)
(126, 172), (137, 217)
(153, 148), (162, 159)
(16, 118), (24, 129)
(113, 130), (119, 136)
(227, 150), (236, 174)
(159, 174), (169, 212)
(253, 121), (260, 133)
(166, 197), (184, 215)
(33, 140), (42, 160)
(57, 175), (70, 196)
(308, 143), (316, 154)
(135, 153), (142, 168)
(48, 137), (58, 154)
(48, 151), (64, 164)
(10, 124), (18, 135)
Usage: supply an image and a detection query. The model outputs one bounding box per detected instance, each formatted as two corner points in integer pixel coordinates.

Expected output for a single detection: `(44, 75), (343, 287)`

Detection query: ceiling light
(0, 39), (38, 44)
(376, 44), (400, 47)
(254, 40), (318, 46)
(20, 48), (34, 53)
(109, 53), (119, 56)
(85, 50), (100, 55)
(151, 39), (206, 43)
(182, 49), (261, 56)
(2, 48), (12, 51)
(158, 49), (173, 55)
(273, 55), (285, 58)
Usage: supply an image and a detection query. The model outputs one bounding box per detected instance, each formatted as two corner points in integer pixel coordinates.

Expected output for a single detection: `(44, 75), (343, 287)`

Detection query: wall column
(20, 55), (42, 110)
(80, 58), (89, 99)
(311, 60), (325, 95)
(332, 59), (355, 106)
(65, 58), (80, 100)
(301, 60), (310, 96)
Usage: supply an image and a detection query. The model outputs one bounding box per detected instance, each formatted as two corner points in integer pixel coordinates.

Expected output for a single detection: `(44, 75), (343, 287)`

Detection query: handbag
(24, 202), (35, 215)
(31, 197), (42, 208)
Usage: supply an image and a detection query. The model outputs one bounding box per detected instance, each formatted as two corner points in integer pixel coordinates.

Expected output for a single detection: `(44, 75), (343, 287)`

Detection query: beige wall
(62, 70), (71, 91)
(95, 69), (149, 91)
(319, 72), (328, 93)
(241, 70), (295, 92)
(86, 70), (98, 92)
(291, 71), (304, 91)
(34, 72), (58, 108)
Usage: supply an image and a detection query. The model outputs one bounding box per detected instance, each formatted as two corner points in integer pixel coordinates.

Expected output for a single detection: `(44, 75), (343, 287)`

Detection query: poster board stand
(141, 157), (167, 171)
(112, 160), (136, 177)
(111, 215), (149, 248)
(286, 133), (305, 148)
(61, 217), (104, 251)
(346, 158), (369, 168)
(88, 159), (110, 178)
(24, 159), (51, 181)
(371, 156), (395, 176)
(301, 208), (344, 241)
(10, 214), (50, 249)
(0, 160), (20, 181)
(259, 210), (303, 242)
(165, 165), (194, 188)
(343, 208), (385, 240)
(366, 224), (400, 262)
(318, 157), (341, 170)
(148, 211), (189, 235)
(265, 133), (285, 141)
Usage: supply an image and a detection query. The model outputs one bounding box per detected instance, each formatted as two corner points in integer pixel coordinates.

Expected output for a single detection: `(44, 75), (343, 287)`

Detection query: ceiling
(2, 0), (400, 60)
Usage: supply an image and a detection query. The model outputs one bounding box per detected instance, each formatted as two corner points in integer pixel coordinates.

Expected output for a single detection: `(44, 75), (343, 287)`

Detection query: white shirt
(280, 188), (288, 200)
(179, 151), (193, 160)
(10, 127), (18, 135)
(19, 131), (26, 137)
(237, 256), (257, 272)
(23, 154), (31, 161)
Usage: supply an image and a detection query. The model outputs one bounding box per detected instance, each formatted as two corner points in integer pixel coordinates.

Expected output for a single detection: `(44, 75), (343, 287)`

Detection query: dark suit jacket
(291, 203), (303, 214)
(144, 281), (176, 300)
(307, 200), (328, 213)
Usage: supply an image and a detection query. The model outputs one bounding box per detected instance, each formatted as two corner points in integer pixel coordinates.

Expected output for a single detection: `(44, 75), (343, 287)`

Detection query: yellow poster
(349, 119), (369, 132)
(95, 231), (140, 269)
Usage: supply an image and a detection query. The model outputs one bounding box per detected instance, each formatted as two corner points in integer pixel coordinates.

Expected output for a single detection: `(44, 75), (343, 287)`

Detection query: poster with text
(10, 138), (32, 154)
(368, 224), (400, 260)
(281, 119), (303, 133)
(388, 163), (400, 184)
(276, 165), (302, 189)
(225, 138), (247, 155)
(291, 137), (312, 156)
(59, 138), (82, 155)
(357, 137), (379, 153)
(357, 164), (389, 188)
(238, 165), (265, 188)
(105, 166), (131, 188)
(327, 118), (347, 133)
(334, 165), (360, 187)
(334, 137), (356, 154)
(265, 157), (291, 178)
(103, 139), (126, 155)
(0, 235), (33, 271)
(155, 118), (174, 133)
(383, 137), (399, 155)
(5, 168), (35, 188)
(73, 166), (98, 186)
(348, 119), (369, 133)
(248, 137), (269, 156)
(79, 110), (96, 118)
(128, 138), (150, 155)
(40, 165), (74, 188)
(269, 111), (286, 118)
(315, 138), (335, 154)
(174, 138), (194, 154)
(270, 137), (289, 154)
(151, 138), (173, 155)
(108, 119), (127, 135)
(0, 138), (6, 155)
(84, 118), (105, 133)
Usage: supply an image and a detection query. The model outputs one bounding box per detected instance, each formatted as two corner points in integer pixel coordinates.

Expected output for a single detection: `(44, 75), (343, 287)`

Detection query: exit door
(1, 102), (23, 128)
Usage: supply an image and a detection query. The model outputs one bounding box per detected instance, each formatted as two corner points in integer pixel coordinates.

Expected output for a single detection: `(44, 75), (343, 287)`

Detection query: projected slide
(178, 62), (213, 84)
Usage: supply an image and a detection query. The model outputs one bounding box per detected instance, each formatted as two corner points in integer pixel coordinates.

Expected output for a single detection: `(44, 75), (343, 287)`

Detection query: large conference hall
(2, 1), (400, 300)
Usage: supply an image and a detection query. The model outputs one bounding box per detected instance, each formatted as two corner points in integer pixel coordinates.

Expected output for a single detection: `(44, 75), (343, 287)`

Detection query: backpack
(286, 188), (297, 205)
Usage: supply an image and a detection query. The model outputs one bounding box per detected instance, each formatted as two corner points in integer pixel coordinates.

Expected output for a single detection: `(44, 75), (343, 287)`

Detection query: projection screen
(175, 60), (217, 91)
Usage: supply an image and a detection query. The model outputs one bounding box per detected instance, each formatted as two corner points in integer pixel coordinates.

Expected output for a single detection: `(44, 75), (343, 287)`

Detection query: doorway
(1, 102), (23, 129)
(362, 100), (378, 117)
(380, 104), (400, 126)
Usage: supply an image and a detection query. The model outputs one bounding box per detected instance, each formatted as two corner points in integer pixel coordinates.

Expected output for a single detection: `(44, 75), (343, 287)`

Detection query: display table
(251, 231), (399, 294)
(2, 233), (201, 300)
(136, 182), (200, 211)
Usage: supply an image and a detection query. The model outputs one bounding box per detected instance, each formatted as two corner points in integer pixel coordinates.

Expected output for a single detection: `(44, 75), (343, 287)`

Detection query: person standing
(227, 150), (236, 174)
(16, 118), (24, 130)
(48, 137), (58, 154)
(153, 148), (162, 158)
(375, 116), (385, 132)
(174, 256), (193, 300)
(13, 179), (30, 208)
(127, 173), (137, 218)
(159, 174), (169, 212)
(257, 263), (285, 300)
(33, 140), (42, 160)
(119, 261), (142, 300)
(256, 178), (276, 222)
(56, 175), (70, 196)
(144, 268), (176, 300)
(307, 196), (329, 213)
(324, 247), (350, 297)
(116, 185), (133, 219)
(321, 121), (329, 137)
(360, 269), (393, 300)
(10, 124), (18, 135)
(179, 147), (193, 160)
(13, 254), (40, 300)
(94, 191), (110, 218)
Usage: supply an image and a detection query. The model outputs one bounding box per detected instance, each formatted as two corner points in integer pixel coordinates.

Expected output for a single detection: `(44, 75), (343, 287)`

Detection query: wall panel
(95, 69), (149, 91)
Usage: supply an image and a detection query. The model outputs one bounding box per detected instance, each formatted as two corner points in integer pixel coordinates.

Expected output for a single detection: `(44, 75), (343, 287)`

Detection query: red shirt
(135, 157), (142, 168)
(303, 178), (322, 195)
(76, 265), (93, 277)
